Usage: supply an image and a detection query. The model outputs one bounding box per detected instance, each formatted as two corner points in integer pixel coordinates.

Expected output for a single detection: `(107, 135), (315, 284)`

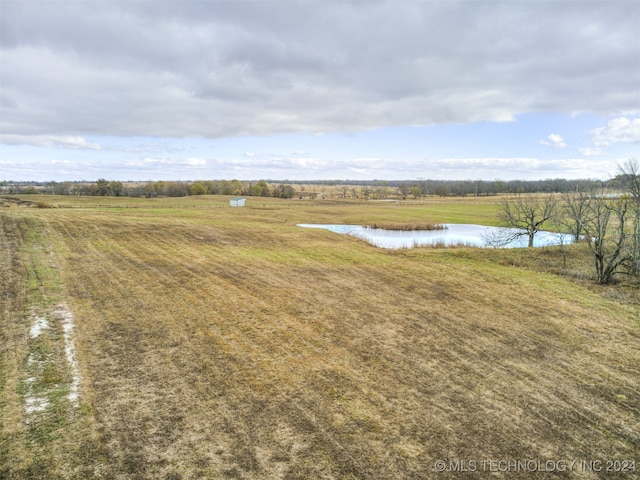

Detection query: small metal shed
(230, 197), (246, 207)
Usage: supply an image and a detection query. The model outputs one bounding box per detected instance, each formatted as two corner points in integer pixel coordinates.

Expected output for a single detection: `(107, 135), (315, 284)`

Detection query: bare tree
(617, 159), (640, 277)
(550, 191), (588, 271)
(499, 193), (558, 247)
(559, 188), (591, 242)
(617, 158), (640, 200)
(582, 193), (633, 284)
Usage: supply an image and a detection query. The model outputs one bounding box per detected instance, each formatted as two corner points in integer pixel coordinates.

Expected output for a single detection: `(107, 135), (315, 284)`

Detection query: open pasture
(1, 195), (638, 479)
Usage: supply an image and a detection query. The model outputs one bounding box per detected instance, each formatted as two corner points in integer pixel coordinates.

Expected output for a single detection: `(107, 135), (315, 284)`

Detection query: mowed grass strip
(2, 196), (639, 479)
(0, 213), (104, 480)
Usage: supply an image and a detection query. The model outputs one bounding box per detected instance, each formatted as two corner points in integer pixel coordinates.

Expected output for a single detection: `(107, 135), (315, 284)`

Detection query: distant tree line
(0, 179), (299, 199)
(280, 178), (609, 197)
(1, 177), (614, 198)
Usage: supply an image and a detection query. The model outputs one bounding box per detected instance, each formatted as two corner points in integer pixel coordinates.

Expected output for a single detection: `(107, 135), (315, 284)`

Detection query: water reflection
(297, 224), (573, 249)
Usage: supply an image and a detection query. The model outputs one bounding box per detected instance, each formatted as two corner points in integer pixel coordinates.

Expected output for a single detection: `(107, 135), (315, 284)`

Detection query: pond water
(297, 223), (574, 249)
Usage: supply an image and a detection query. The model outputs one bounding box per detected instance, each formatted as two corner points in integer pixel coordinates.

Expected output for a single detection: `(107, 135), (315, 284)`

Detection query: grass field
(1, 195), (638, 479)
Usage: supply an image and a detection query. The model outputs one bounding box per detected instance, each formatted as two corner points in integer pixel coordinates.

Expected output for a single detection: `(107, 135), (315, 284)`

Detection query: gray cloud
(1, 0), (638, 139)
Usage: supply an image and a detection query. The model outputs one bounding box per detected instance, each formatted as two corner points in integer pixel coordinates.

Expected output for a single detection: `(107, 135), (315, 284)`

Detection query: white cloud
(0, 152), (619, 181)
(184, 158), (207, 166)
(431, 157), (615, 180)
(579, 147), (603, 157)
(0, 134), (101, 150)
(436, 157), (540, 169)
(289, 157), (326, 168)
(124, 157), (207, 167)
(592, 117), (640, 146)
(118, 141), (185, 155)
(244, 152), (255, 157)
(351, 158), (382, 166)
(539, 133), (567, 148)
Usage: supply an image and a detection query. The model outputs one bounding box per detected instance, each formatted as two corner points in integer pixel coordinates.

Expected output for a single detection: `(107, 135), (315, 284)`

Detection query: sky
(1, 0), (639, 182)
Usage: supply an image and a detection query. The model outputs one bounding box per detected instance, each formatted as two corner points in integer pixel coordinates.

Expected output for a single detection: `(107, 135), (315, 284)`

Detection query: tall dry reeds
(363, 222), (446, 231)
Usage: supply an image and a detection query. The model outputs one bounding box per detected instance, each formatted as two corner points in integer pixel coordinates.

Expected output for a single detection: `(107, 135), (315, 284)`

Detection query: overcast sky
(1, 0), (639, 181)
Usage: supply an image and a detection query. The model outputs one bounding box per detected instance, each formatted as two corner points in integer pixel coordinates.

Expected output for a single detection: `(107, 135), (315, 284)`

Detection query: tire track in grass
(1, 213), (104, 479)
(104, 220), (364, 464)
(36, 208), (640, 479)
(48, 217), (296, 473)
(0, 213), (29, 478)
(48, 215), (385, 477)
(141, 221), (640, 475)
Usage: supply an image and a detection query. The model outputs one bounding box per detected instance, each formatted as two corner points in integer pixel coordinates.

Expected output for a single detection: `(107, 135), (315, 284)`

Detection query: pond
(297, 223), (574, 249)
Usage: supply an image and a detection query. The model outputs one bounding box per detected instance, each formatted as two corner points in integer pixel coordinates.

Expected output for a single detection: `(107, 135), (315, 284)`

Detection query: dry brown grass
(1, 196), (638, 479)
